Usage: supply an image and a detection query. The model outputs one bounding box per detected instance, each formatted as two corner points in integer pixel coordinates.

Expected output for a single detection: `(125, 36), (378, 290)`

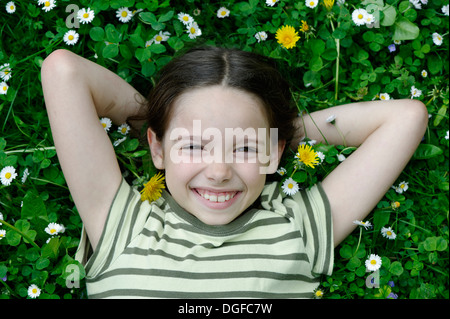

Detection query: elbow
(41, 49), (79, 82)
(410, 99), (429, 135)
(397, 99), (429, 137)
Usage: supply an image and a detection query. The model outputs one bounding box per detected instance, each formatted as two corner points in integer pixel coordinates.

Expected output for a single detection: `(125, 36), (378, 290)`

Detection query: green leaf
(309, 56), (323, 72)
(105, 24), (120, 43)
(427, 55), (443, 75)
(339, 245), (353, 258)
(102, 44), (119, 59)
(158, 10), (174, 23)
(380, 5), (396, 26)
(389, 261), (404, 276)
(89, 27), (105, 41)
(149, 43), (166, 54)
(393, 16), (420, 41)
(21, 191), (47, 220)
(433, 104), (448, 127)
(373, 210), (390, 232)
(309, 39), (325, 56)
(413, 144), (443, 160)
(36, 257), (50, 270)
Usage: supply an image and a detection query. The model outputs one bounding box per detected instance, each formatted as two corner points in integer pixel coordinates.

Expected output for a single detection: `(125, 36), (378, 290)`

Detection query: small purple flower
(388, 44), (396, 52)
(388, 280), (395, 287)
(387, 292), (398, 299)
(1, 275), (6, 282)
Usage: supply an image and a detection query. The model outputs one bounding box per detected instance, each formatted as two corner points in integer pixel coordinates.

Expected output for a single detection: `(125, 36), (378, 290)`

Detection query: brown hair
(141, 46), (298, 147)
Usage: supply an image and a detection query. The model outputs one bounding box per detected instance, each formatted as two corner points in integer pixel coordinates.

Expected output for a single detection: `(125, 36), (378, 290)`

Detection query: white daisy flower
(316, 151), (325, 163)
(113, 137), (127, 147)
(392, 181), (409, 194)
(178, 12), (194, 26)
(77, 7), (95, 24)
(365, 254), (382, 271)
(352, 9), (368, 26)
(409, 0), (422, 9)
(118, 123), (130, 135)
(116, 7), (133, 23)
(281, 177), (299, 196)
(0, 229), (6, 240)
(442, 4), (449, 16)
(410, 86), (422, 98)
(432, 32), (443, 46)
(217, 7), (230, 18)
(186, 22), (202, 39)
(305, 0), (318, 8)
(0, 63), (12, 81)
(100, 117), (112, 132)
(0, 81), (8, 95)
(381, 226), (397, 240)
(326, 114), (336, 123)
(421, 70), (428, 78)
(393, 39), (402, 45)
(255, 31), (268, 42)
(27, 284), (41, 298)
(353, 220), (372, 230)
(0, 166), (17, 186)
(44, 222), (65, 236)
(41, 0), (57, 12)
(0, 212), (3, 224)
(445, 130), (449, 140)
(337, 154), (346, 162)
(276, 167), (287, 176)
(266, 0), (279, 6)
(365, 13), (375, 25)
(5, 1), (16, 14)
(63, 30), (79, 46)
(150, 31), (170, 44)
(21, 168), (30, 183)
(379, 93), (390, 100)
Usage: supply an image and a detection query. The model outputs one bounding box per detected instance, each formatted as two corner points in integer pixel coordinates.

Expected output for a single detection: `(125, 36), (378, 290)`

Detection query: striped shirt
(75, 178), (333, 299)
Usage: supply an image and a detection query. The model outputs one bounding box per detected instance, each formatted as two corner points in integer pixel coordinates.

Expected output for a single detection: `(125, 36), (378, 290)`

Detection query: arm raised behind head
(293, 99), (428, 246)
(41, 49), (146, 250)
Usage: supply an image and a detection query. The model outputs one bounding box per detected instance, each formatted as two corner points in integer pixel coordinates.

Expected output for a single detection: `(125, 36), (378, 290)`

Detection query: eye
(181, 144), (203, 151)
(235, 146), (257, 153)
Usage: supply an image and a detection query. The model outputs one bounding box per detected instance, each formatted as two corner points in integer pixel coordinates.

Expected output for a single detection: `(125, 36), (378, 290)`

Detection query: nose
(204, 161), (232, 184)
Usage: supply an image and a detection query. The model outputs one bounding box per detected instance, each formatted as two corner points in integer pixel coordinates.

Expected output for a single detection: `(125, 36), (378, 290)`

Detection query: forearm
(292, 99), (427, 149)
(42, 49), (146, 125)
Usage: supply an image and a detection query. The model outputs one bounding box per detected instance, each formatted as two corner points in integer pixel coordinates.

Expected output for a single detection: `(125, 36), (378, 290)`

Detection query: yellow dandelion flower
(323, 0), (335, 11)
(275, 25), (300, 49)
(295, 144), (319, 168)
(140, 172), (165, 202)
(299, 20), (309, 33)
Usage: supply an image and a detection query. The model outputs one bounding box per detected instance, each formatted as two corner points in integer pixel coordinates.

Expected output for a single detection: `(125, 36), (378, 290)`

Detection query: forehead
(168, 85), (269, 132)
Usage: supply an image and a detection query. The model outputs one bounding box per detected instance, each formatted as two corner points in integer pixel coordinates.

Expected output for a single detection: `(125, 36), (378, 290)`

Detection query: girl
(41, 47), (428, 298)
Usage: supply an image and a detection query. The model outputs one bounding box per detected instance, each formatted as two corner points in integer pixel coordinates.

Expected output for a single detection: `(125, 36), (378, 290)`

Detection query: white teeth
(197, 190), (236, 203)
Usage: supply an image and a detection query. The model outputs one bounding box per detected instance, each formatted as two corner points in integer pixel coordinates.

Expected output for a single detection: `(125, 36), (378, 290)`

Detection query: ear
(276, 139), (286, 165)
(147, 128), (165, 169)
(261, 139), (286, 175)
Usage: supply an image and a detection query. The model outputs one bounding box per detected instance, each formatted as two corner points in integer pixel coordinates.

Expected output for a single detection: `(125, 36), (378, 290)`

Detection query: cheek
(235, 163), (266, 188)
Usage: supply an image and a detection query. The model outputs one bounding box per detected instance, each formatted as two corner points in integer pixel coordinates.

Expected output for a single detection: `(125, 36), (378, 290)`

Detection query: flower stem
(329, 19), (340, 101)
(353, 227), (363, 257)
(4, 146), (56, 155)
(0, 219), (40, 250)
(333, 123), (347, 147)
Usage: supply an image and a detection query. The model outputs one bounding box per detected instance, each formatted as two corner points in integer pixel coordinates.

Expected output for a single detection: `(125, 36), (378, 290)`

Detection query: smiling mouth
(193, 188), (239, 203)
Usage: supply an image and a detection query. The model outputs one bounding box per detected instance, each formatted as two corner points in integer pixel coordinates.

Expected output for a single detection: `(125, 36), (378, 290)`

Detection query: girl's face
(148, 85), (284, 225)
